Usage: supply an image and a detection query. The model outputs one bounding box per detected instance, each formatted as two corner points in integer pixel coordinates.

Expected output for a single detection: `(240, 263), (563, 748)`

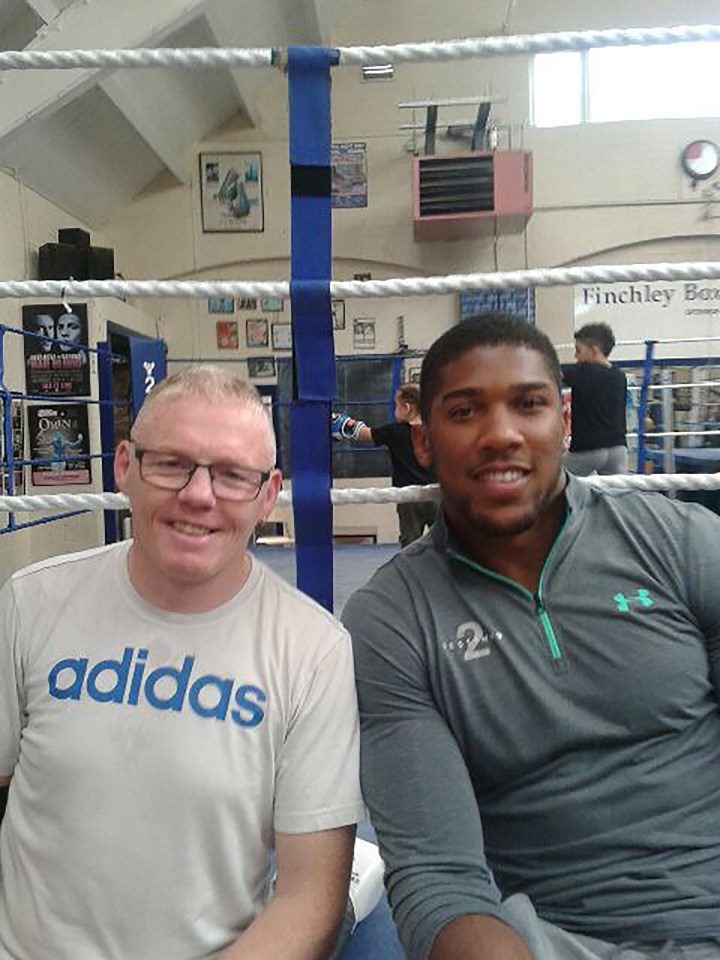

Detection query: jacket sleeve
(344, 586), (509, 960)
(682, 505), (720, 703)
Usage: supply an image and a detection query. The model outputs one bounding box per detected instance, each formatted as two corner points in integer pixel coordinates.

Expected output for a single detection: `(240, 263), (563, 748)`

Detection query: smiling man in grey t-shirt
(344, 314), (720, 960)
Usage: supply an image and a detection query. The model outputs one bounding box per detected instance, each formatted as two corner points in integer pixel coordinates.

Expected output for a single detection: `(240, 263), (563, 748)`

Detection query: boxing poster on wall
(199, 152), (264, 233)
(22, 304), (91, 397)
(215, 321), (239, 350)
(332, 142), (368, 208)
(28, 403), (91, 486)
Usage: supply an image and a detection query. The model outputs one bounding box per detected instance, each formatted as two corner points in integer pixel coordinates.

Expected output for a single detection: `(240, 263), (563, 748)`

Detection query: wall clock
(681, 140), (720, 185)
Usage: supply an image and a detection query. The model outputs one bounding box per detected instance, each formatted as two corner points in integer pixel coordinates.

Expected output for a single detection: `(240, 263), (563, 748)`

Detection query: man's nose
(481, 406), (523, 449)
(179, 464), (217, 504)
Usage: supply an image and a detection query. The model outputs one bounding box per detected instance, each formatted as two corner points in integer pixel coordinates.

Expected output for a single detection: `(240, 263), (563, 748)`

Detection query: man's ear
(411, 423), (432, 468)
(561, 392), (572, 451)
(114, 440), (132, 493)
(259, 469), (282, 520)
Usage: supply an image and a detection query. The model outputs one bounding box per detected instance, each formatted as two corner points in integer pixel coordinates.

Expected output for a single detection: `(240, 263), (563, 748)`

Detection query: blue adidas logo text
(48, 646), (266, 727)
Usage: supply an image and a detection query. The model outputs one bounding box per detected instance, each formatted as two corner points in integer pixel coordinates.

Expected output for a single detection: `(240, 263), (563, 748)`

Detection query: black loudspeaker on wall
(38, 242), (115, 281)
(38, 242), (87, 280)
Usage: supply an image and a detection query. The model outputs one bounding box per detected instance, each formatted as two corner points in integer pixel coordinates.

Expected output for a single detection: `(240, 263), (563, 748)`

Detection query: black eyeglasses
(131, 443), (271, 502)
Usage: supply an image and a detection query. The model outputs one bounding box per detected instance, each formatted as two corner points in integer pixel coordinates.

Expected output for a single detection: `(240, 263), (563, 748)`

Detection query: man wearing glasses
(0, 366), (364, 960)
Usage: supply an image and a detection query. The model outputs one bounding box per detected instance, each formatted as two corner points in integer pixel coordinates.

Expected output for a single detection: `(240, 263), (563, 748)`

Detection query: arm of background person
(220, 825), (355, 960)
(344, 590), (531, 960)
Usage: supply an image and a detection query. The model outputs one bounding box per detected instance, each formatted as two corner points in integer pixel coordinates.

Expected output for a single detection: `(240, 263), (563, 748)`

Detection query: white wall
(6, 1), (720, 550)
(0, 164), (162, 579)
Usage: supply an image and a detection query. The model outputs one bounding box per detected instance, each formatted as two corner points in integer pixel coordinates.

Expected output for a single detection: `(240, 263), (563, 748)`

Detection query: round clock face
(681, 140), (720, 180)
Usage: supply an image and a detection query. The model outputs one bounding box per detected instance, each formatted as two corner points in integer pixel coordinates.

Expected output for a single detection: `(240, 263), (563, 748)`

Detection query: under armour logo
(442, 620), (502, 661)
(613, 589), (654, 613)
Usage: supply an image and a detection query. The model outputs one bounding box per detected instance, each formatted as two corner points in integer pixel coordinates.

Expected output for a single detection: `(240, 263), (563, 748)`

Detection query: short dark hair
(396, 383), (421, 411)
(575, 322), (615, 357)
(420, 312), (562, 421)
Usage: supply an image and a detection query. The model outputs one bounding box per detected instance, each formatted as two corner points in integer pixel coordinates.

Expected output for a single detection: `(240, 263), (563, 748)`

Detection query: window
(533, 42), (720, 127)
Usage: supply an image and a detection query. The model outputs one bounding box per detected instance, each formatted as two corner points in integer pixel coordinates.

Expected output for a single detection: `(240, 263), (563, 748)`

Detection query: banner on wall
(460, 287), (536, 323)
(22, 304), (91, 397)
(28, 403), (90, 486)
(573, 279), (720, 358)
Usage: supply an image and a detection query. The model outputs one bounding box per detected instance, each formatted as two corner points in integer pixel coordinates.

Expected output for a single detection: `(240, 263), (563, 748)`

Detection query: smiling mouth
(474, 468), (529, 484)
(171, 521), (215, 536)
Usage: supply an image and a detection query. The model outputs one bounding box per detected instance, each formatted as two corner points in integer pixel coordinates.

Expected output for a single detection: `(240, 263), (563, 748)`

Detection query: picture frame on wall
(247, 356), (276, 379)
(271, 323), (292, 351)
(1, 398), (25, 495)
(246, 318), (269, 348)
(261, 296), (284, 313)
(353, 318), (376, 350)
(332, 299), (346, 330)
(237, 297), (258, 311)
(216, 321), (239, 350)
(199, 152), (264, 233)
(404, 363), (422, 384)
(331, 142), (368, 209)
(208, 297), (234, 314)
(22, 303), (91, 397)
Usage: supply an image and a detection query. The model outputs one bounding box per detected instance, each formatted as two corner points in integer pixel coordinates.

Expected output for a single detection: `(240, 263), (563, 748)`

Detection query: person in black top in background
(332, 383), (437, 546)
(562, 322), (628, 475)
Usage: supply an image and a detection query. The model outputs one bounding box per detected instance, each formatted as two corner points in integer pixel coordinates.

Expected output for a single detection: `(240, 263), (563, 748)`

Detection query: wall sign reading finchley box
(574, 279), (720, 360)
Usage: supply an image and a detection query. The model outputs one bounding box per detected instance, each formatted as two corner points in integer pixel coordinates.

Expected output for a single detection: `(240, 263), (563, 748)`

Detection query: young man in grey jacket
(343, 314), (720, 960)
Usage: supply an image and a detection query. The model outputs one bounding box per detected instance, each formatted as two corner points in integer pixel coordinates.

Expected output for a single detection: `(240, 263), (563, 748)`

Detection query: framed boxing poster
(332, 299), (346, 330)
(199, 152), (264, 233)
(215, 321), (239, 350)
(28, 402), (91, 486)
(353, 318), (376, 350)
(0, 398), (25, 495)
(246, 318), (269, 348)
(271, 323), (292, 351)
(22, 303), (91, 397)
(247, 356), (276, 379)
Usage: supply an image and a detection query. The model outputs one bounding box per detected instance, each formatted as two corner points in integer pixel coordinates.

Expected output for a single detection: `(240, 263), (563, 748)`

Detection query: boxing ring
(2, 24), (720, 959)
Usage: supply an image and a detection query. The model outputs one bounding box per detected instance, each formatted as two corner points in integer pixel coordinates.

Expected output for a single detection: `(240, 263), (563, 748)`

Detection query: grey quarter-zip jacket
(343, 474), (720, 960)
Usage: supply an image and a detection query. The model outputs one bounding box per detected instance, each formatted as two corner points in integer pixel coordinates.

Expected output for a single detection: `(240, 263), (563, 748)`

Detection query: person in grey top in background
(343, 313), (720, 960)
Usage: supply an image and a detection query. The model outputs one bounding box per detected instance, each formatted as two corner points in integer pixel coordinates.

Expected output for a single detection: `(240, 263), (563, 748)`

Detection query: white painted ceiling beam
(23, 0), (61, 25)
(204, 4), (267, 129)
(0, 0), (215, 145)
(297, 0), (328, 46)
(100, 74), (189, 183)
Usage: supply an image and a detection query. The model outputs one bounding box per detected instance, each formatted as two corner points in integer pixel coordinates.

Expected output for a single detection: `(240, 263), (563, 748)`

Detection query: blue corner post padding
(287, 46), (339, 610)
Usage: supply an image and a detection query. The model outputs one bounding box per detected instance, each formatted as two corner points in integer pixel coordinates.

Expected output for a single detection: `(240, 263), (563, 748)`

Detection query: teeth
(173, 522), (212, 536)
(481, 470), (524, 482)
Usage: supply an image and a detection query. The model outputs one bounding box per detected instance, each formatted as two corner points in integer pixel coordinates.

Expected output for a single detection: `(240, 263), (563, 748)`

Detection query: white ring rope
(3, 262), (720, 302)
(2, 473), (720, 513)
(1, 25), (720, 72)
(0, 48), (273, 71)
(337, 24), (720, 65)
(629, 381), (720, 392)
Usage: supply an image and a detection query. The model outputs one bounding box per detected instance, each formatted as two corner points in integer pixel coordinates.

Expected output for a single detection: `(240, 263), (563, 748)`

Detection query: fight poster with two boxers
(22, 304), (91, 486)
